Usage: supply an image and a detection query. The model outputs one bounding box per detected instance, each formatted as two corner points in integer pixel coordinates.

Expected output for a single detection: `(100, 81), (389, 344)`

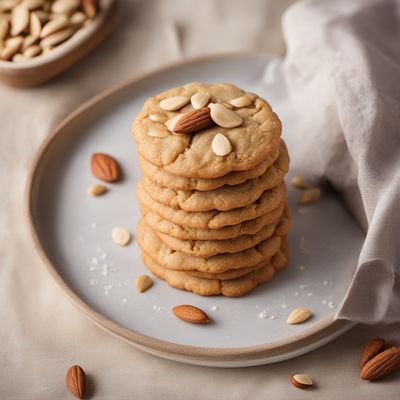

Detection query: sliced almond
(69, 11), (86, 26)
(23, 44), (41, 57)
(290, 374), (313, 389)
(172, 305), (209, 324)
(164, 114), (185, 132)
(135, 275), (153, 293)
(149, 113), (168, 124)
(12, 53), (26, 62)
(40, 16), (69, 38)
(287, 307), (312, 325)
(88, 183), (108, 196)
(209, 103), (243, 128)
(0, 19), (9, 41)
(191, 92), (210, 109)
(298, 188), (321, 205)
(291, 176), (310, 190)
(160, 95), (189, 111)
(22, 34), (38, 50)
(211, 133), (232, 156)
(230, 95), (252, 108)
(111, 227), (131, 246)
(30, 11), (41, 38)
(40, 26), (74, 47)
(51, 0), (80, 14)
(22, 0), (44, 10)
(11, 4), (30, 36)
(147, 123), (169, 138)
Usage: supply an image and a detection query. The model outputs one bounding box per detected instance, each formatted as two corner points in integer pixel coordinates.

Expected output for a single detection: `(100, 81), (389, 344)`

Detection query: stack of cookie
(132, 82), (290, 297)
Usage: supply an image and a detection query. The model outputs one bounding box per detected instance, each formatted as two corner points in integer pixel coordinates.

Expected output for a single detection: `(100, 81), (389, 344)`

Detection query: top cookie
(131, 82), (282, 178)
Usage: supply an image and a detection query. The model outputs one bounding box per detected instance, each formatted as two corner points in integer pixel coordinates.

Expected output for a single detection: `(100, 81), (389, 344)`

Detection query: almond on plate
(91, 153), (121, 182)
(172, 305), (209, 324)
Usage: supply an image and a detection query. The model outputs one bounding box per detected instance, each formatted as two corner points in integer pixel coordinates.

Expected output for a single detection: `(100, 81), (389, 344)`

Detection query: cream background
(1, 1), (399, 398)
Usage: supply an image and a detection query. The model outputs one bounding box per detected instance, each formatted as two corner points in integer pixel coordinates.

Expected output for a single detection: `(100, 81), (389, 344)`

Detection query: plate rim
(25, 52), (354, 363)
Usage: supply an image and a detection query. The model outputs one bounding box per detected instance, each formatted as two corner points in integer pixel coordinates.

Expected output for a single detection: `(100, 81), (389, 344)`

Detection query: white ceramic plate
(27, 54), (364, 367)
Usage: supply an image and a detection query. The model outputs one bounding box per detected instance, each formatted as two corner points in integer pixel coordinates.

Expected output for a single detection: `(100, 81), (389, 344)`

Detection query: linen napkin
(264, 0), (400, 323)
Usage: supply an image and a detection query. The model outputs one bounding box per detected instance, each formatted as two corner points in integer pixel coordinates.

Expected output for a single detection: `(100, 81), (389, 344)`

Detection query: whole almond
(23, 44), (41, 57)
(291, 176), (311, 190)
(30, 11), (42, 38)
(191, 92), (210, 109)
(66, 365), (86, 399)
(111, 227), (131, 246)
(361, 347), (400, 381)
(40, 16), (69, 38)
(298, 188), (321, 205)
(11, 4), (30, 36)
(230, 95), (252, 108)
(209, 103), (243, 128)
(173, 107), (213, 134)
(172, 305), (209, 324)
(149, 113), (168, 124)
(1, 36), (23, 60)
(90, 153), (121, 182)
(87, 183), (107, 196)
(211, 133), (232, 156)
(160, 95), (189, 111)
(82, 0), (99, 19)
(135, 274), (153, 293)
(290, 374), (313, 389)
(287, 307), (312, 325)
(360, 337), (386, 369)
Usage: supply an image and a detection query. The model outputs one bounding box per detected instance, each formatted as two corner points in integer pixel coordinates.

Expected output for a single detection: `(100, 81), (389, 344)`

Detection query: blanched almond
(23, 44), (41, 57)
(51, 0), (80, 14)
(209, 103), (243, 128)
(12, 53), (26, 62)
(191, 92), (210, 109)
(11, 4), (30, 36)
(40, 16), (69, 38)
(149, 113), (168, 123)
(160, 95), (189, 111)
(22, 0), (44, 10)
(290, 374), (313, 389)
(88, 184), (108, 196)
(147, 123), (169, 138)
(135, 275), (153, 293)
(211, 133), (232, 156)
(287, 307), (312, 325)
(298, 188), (321, 205)
(230, 95), (252, 108)
(30, 11), (42, 38)
(0, 19), (9, 41)
(40, 26), (74, 47)
(291, 176), (310, 190)
(69, 11), (86, 26)
(111, 227), (131, 246)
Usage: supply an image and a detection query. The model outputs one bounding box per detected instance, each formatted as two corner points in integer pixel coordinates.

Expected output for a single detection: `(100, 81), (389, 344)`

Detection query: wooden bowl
(0, 0), (117, 87)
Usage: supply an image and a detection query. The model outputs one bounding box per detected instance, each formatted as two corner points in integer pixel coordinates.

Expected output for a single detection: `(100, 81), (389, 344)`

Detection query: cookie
(155, 210), (290, 257)
(186, 244), (289, 280)
(140, 142), (288, 212)
(141, 250), (287, 297)
(137, 180), (286, 229)
(137, 218), (282, 273)
(131, 82), (282, 178)
(138, 139), (288, 192)
(141, 201), (285, 241)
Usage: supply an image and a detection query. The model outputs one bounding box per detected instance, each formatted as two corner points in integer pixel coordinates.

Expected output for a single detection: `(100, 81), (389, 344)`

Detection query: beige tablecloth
(1, 1), (399, 398)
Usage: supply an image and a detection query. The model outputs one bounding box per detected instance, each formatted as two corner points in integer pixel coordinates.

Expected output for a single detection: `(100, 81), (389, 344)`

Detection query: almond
(40, 16), (69, 38)
(135, 274), (153, 293)
(90, 153), (121, 182)
(361, 347), (400, 380)
(11, 4), (30, 36)
(298, 188), (321, 205)
(291, 176), (310, 190)
(23, 44), (41, 57)
(69, 11), (86, 26)
(230, 95), (252, 108)
(287, 307), (312, 325)
(0, 19), (9, 41)
(87, 183), (107, 196)
(160, 95), (189, 111)
(82, 0), (99, 19)
(172, 305), (209, 324)
(211, 133), (232, 156)
(0, 36), (22, 60)
(173, 107), (213, 134)
(191, 92), (210, 109)
(12, 53), (26, 62)
(40, 26), (74, 47)
(66, 365), (86, 399)
(51, 0), (80, 15)
(30, 11), (42, 38)
(147, 123), (169, 138)
(164, 114), (185, 132)
(149, 113), (168, 123)
(111, 227), (131, 246)
(360, 337), (386, 369)
(22, 0), (44, 10)
(290, 374), (313, 389)
(209, 103), (243, 128)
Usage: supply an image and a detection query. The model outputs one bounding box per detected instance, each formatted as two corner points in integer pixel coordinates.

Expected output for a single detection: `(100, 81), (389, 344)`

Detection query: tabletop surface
(1, 0), (399, 398)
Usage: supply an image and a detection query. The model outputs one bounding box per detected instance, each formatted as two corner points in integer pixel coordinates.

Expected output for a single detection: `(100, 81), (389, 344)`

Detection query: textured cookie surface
(137, 180), (286, 229)
(155, 209), (290, 257)
(140, 142), (288, 212)
(137, 218), (282, 273)
(142, 202), (285, 241)
(132, 82), (282, 178)
(139, 139), (288, 192)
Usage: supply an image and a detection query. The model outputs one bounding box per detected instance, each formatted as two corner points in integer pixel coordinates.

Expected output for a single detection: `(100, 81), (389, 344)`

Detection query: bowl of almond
(0, 0), (117, 87)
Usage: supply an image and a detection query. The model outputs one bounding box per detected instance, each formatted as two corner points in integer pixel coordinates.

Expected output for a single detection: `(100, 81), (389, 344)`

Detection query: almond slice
(135, 274), (153, 293)
(11, 4), (30, 36)
(191, 92), (210, 109)
(290, 374), (313, 389)
(22, 34), (38, 50)
(287, 307), (312, 325)
(160, 95), (189, 111)
(209, 103), (243, 128)
(230, 95), (252, 108)
(172, 305), (209, 324)
(111, 227), (131, 246)
(211, 133), (232, 156)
